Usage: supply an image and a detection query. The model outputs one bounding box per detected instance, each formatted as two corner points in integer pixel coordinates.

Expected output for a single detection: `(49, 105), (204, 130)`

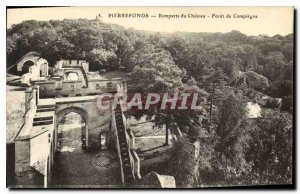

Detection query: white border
(1, 1), (298, 193)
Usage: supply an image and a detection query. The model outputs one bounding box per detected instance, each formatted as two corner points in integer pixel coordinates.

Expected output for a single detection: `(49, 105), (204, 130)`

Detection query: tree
(7, 19), (133, 69)
(130, 45), (184, 94)
(281, 43), (293, 62)
(263, 51), (287, 81)
(267, 80), (293, 98)
(281, 96), (293, 113)
(244, 71), (269, 91)
(204, 68), (228, 124)
(130, 42), (207, 145)
(129, 43), (185, 145)
(164, 36), (214, 82)
(213, 93), (251, 183)
(245, 110), (292, 184)
(168, 137), (199, 187)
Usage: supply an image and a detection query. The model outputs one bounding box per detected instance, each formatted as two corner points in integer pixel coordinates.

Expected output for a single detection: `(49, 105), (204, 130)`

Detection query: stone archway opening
(54, 107), (88, 152)
(22, 60), (35, 74)
(50, 107), (122, 187)
(51, 110), (88, 187)
(57, 112), (86, 153)
(66, 72), (79, 81)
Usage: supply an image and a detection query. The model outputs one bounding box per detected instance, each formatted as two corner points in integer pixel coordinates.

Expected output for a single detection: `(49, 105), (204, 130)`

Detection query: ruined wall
(20, 58), (49, 85)
(63, 69), (86, 86)
(36, 58), (48, 77)
(37, 79), (120, 98)
(17, 56), (39, 72)
(55, 60), (89, 72)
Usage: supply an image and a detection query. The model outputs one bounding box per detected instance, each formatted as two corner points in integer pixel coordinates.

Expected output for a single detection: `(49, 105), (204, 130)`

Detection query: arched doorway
(22, 60), (35, 73)
(51, 108), (88, 187)
(49, 107), (123, 187)
(66, 72), (79, 81)
(57, 112), (86, 152)
(55, 107), (88, 152)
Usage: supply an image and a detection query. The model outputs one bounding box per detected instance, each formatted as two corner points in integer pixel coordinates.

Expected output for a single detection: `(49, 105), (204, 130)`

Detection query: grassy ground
(129, 116), (173, 160)
(6, 85), (26, 142)
(129, 116), (165, 137)
(130, 117), (173, 176)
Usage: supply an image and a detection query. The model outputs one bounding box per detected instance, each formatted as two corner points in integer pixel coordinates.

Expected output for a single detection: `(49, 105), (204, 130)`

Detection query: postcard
(6, 6), (294, 188)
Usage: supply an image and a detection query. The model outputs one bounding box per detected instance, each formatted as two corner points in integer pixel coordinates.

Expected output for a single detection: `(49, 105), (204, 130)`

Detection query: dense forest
(7, 19), (293, 187)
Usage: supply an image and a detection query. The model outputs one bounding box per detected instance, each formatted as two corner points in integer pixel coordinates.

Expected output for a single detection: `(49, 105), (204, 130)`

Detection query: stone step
(118, 132), (125, 136)
(117, 129), (125, 133)
(33, 120), (53, 126)
(33, 116), (53, 122)
(118, 137), (126, 143)
(122, 157), (130, 163)
(124, 163), (131, 168)
(123, 158), (129, 162)
(116, 124), (123, 127)
(36, 107), (55, 113)
(116, 118), (123, 122)
(118, 127), (125, 131)
(121, 153), (128, 158)
(37, 104), (55, 109)
(116, 117), (123, 121)
(116, 123), (124, 127)
(115, 114), (122, 118)
(116, 122), (124, 126)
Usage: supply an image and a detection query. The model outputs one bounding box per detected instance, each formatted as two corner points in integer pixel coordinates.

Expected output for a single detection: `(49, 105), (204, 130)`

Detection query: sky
(7, 7), (294, 36)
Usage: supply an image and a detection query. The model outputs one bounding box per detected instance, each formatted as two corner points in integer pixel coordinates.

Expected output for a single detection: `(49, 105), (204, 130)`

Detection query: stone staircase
(36, 104), (55, 113)
(115, 104), (134, 186)
(33, 105), (55, 126)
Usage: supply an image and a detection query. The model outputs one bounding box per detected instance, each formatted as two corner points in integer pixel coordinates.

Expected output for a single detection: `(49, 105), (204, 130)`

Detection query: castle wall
(55, 60), (89, 72)
(20, 58), (49, 85)
(17, 57), (39, 72)
(37, 79), (120, 98)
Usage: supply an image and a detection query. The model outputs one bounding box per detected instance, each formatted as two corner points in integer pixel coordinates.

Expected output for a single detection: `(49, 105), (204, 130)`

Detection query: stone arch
(22, 60), (35, 73)
(56, 106), (88, 123)
(65, 71), (79, 81)
(55, 106), (89, 149)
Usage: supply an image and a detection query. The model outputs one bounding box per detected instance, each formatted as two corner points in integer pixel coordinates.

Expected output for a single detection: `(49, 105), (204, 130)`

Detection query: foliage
(245, 110), (293, 184)
(7, 19), (294, 186)
(7, 19), (133, 69)
(168, 137), (198, 187)
(229, 70), (271, 95)
(213, 93), (251, 182)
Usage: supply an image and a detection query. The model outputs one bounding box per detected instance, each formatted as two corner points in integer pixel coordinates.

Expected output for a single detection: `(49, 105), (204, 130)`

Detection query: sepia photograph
(6, 6), (294, 188)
